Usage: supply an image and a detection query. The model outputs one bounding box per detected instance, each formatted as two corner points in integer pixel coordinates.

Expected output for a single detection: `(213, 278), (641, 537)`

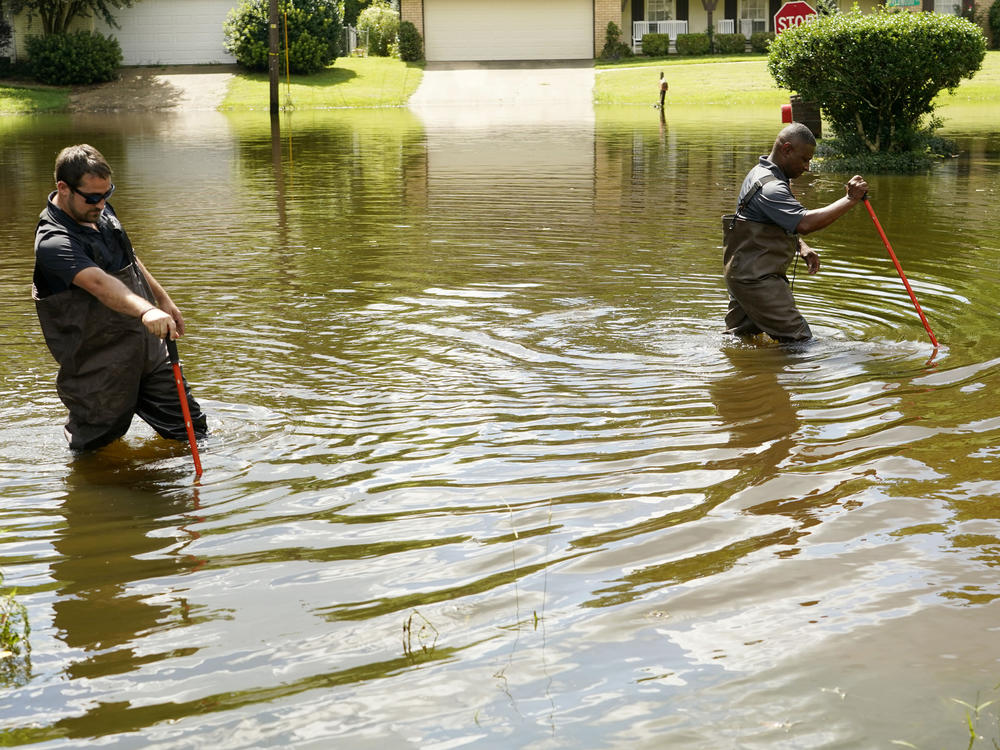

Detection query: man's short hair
(54, 144), (112, 189)
(776, 123), (817, 148)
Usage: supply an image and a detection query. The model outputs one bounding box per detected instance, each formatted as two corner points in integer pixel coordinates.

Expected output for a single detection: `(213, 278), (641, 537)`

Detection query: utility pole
(269, 0), (279, 113)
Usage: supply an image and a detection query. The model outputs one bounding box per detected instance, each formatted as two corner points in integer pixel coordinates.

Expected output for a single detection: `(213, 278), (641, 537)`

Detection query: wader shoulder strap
(727, 175), (778, 231)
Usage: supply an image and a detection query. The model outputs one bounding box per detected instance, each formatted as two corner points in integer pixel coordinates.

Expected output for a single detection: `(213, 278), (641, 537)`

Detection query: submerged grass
(221, 56), (425, 110)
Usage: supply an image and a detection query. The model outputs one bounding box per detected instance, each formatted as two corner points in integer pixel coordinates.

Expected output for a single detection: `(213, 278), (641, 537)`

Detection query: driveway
(68, 64), (237, 112)
(408, 60), (595, 112)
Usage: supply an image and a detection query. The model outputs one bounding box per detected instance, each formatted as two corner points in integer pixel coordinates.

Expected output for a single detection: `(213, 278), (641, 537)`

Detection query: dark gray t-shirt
(736, 157), (806, 234)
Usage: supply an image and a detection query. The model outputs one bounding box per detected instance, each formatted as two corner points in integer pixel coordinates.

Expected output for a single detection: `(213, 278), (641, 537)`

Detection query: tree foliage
(768, 10), (986, 154)
(356, 0), (398, 56)
(397, 19), (422, 61)
(224, 0), (342, 75)
(9, 0), (135, 36)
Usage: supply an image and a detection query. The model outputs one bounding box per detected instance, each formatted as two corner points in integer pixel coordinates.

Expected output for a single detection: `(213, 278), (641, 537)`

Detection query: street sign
(774, 1), (818, 33)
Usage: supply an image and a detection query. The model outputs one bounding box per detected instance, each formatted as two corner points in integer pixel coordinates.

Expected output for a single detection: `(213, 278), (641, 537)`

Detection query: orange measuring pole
(863, 197), (939, 348)
(166, 338), (203, 477)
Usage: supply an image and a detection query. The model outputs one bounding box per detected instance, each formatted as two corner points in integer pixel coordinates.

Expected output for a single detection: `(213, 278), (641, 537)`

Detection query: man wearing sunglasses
(32, 143), (207, 451)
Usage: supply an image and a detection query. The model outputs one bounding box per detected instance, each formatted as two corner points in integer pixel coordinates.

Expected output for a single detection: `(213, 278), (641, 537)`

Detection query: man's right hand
(846, 175), (869, 202)
(141, 307), (178, 340)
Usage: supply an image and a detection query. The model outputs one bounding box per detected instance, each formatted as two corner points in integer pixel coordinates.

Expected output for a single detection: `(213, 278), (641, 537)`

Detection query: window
(740, 0), (766, 21)
(647, 0), (673, 21)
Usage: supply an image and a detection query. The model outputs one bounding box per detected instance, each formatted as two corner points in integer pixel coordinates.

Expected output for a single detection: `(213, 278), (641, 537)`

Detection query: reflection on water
(1, 102), (1000, 748)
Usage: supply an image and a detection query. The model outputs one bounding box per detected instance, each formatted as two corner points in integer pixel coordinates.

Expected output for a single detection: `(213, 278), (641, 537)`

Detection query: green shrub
(714, 32), (746, 53)
(224, 0), (342, 74)
(397, 20), (422, 61)
(600, 21), (633, 59)
(990, 0), (1000, 49)
(768, 10), (986, 153)
(357, 0), (399, 57)
(750, 31), (775, 52)
(676, 33), (711, 55)
(26, 31), (121, 85)
(641, 33), (671, 56)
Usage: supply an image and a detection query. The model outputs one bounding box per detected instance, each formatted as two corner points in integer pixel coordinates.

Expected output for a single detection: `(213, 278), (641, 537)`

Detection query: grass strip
(221, 56), (425, 110)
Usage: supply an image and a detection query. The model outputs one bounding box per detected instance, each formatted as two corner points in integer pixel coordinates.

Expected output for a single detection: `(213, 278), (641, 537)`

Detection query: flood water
(1, 100), (999, 748)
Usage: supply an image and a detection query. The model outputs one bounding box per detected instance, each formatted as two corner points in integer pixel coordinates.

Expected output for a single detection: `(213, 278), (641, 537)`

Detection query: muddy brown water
(1, 104), (999, 748)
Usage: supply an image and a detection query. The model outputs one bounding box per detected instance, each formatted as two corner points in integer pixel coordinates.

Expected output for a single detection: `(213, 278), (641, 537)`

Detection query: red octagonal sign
(774, 0), (817, 33)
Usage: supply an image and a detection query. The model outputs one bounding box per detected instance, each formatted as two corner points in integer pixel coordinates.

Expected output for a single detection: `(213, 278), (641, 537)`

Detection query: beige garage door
(424, 0), (593, 61)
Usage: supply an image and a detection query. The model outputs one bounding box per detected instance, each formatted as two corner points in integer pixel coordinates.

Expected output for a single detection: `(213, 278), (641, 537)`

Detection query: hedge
(714, 32), (746, 53)
(750, 31), (775, 53)
(676, 33), (711, 55)
(641, 33), (671, 56)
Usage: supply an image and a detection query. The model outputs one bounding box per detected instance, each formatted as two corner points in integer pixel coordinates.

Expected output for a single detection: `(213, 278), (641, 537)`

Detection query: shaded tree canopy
(9, 0), (137, 35)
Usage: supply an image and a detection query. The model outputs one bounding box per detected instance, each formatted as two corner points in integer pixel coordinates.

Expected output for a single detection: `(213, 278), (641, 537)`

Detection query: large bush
(768, 10), (986, 154)
(397, 20), (423, 61)
(714, 32), (746, 53)
(676, 33), (711, 55)
(356, 0), (398, 57)
(26, 31), (122, 85)
(224, 0), (342, 74)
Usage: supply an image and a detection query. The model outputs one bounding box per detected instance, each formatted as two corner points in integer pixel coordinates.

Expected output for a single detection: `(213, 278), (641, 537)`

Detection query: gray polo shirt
(736, 157), (807, 234)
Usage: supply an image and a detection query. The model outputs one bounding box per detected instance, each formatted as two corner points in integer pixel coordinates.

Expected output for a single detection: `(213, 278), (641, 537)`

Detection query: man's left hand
(799, 240), (820, 274)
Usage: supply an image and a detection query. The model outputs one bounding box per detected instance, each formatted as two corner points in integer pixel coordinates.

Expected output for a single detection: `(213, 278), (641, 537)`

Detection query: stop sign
(774, 0), (817, 33)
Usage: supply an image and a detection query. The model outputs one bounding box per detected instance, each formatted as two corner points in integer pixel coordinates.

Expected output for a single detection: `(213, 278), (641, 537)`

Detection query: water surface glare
(1, 104), (1000, 748)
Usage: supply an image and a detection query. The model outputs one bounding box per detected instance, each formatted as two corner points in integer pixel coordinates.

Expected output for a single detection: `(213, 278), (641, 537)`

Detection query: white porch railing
(740, 18), (766, 36)
(716, 19), (734, 34)
(632, 20), (689, 53)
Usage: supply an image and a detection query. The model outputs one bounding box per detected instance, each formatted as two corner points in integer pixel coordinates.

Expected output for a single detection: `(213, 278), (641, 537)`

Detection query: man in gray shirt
(723, 123), (869, 343)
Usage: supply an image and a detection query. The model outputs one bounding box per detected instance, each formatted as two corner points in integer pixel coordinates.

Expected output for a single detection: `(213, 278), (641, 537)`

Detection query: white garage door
(424, 0), (593, 62)
(95, 0), (237, 65)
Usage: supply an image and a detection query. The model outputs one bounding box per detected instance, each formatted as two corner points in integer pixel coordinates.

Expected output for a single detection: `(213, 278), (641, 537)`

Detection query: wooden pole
(269, 0), (279, 113)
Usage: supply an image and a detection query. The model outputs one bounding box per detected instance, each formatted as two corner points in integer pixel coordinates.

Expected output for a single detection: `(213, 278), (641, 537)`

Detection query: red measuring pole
(166, 338), (203, 477)
(862, 197), (939, 348)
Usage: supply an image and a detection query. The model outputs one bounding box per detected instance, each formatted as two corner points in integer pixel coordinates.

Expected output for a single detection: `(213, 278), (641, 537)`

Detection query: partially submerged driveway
(409, 60), (595, 121)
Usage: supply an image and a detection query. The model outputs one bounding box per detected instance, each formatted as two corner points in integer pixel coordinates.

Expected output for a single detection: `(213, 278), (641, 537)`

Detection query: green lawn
(594, 50), (1000, 108)
(595, 54), (786, 106)
(221, 56), (425, 110)
(0, 83), (68, 114)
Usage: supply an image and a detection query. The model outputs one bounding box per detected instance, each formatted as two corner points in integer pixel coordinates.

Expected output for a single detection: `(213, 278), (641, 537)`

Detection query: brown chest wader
(34, 214), (206, 451)
(721, 176), (812, 343)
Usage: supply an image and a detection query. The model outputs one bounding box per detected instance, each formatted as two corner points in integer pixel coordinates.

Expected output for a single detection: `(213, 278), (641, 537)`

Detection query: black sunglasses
(71, 183), (115, 205)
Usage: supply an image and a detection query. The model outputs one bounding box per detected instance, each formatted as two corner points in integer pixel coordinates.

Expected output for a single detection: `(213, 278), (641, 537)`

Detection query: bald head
(770, 123), (817, 179)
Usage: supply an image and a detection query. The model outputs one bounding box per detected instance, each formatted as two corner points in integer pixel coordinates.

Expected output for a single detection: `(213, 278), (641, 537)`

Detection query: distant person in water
(722, 123), (869, 343)
(32, 143), (207, 450)
(657, 71), (668, 109)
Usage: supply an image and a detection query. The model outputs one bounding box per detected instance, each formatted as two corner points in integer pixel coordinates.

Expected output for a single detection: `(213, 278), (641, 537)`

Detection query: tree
(8, 0), (137, 36)
(768, 10), (986, 154)
(224, 0), (342, 75)
(356, 0), (397, 56)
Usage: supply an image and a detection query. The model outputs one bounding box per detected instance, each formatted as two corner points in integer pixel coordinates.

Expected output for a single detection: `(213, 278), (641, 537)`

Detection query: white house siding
(94, 0), (237, 65)
(423, 0), (593, 61)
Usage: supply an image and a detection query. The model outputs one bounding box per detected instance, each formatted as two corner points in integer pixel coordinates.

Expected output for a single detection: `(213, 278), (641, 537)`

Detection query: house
(7, 0), (237, 66)
(401, 0), (976, 62)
